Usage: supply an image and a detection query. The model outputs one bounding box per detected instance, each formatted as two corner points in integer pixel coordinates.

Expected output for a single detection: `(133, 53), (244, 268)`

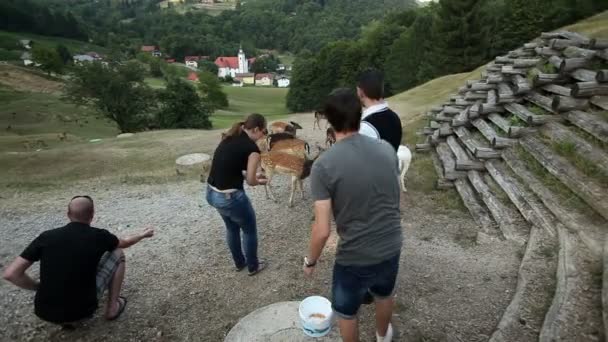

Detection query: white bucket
(298, 296), (333, 337)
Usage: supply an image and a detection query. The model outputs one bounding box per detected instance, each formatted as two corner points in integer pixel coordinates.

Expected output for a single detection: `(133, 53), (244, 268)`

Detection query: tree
(434, 0), (487, 74)
(32, 46), (63, 75)
(251, 55), (279, 73)
(64, 61), (155, 132)
(158, 78), (212, 129)
(198, 71), (229, 109)
(149, 58), (163, 77)
(198, 60), (218, 75)
(286, 53), (319, 112)
(55, 44), (72, 65)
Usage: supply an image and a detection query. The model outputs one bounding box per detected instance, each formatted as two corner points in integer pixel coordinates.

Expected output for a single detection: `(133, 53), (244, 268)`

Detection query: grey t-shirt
(310, 133), (403, 266)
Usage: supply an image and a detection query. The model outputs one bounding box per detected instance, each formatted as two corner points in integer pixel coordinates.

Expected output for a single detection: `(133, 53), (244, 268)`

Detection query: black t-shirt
(20, 222), (119, 323)
(207, 131), (260, 190)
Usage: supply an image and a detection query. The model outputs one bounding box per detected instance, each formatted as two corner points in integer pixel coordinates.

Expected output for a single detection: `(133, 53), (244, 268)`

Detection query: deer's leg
(265, 171), (277, 202)
(289, 175), (297, 207)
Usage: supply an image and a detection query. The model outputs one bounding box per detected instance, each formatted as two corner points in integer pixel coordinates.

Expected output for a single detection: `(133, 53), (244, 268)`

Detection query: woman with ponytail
(206, 113), (268, 276)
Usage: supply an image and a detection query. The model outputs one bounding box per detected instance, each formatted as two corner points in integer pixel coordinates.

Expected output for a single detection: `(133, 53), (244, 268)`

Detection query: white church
(214, 47), (256, 78)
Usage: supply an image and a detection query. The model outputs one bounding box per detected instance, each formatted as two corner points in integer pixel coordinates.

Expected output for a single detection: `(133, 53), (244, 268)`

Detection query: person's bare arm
(118, 227), (155, 249)
(245, 152), (267, 186)
(304, 199), (332, 276)
(2, 257), (38, 291)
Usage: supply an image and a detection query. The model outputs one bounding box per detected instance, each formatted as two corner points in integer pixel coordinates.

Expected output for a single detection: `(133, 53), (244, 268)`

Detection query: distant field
(144, 77), (167, 89)
(0, 31), (107, 54)
(213, 86), (289, 129)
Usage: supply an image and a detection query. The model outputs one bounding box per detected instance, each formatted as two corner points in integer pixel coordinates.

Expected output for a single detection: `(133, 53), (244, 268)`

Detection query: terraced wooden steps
(467, 170), (528, 245)
(486, 161), (557, 342)
(503, 149), (606, 341)
(454, 127), (502, 159)
(520, 135), (608, 221)
(446, 136), (485, 171)
(540, 122), (608, 175)
(453, 178), (501, 244)
(562, 110), (608, 144)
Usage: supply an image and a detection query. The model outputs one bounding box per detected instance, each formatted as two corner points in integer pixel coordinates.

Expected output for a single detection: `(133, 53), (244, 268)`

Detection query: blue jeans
(206, 186), (259, 272)
(332, 253), (400, 319)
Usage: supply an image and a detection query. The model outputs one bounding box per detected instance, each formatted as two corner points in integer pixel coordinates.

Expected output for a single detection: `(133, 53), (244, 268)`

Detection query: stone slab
(224, 301), (341, 342)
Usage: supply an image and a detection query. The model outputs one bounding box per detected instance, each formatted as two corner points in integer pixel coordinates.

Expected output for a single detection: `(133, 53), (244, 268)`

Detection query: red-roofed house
(215, 47), (256, 78)
(141, 45), (162, 57)
(187, 72), (199, 82)
(255, 73), (274, 87)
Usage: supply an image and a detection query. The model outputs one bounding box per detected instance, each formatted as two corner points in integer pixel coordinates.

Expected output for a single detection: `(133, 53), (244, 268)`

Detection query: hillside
(0, 31), (107, 55)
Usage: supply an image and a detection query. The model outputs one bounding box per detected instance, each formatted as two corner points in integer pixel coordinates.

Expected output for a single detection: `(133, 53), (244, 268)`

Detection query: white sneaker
(376, 323), (393, 342)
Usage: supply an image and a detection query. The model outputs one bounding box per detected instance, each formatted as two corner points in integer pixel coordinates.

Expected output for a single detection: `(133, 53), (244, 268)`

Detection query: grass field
(0, 31), (107, 54)
(212, 85), (289, 129)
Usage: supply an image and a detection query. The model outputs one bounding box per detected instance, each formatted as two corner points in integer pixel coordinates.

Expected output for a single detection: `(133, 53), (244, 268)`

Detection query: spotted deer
(269, 121), (302, 136)
(257, 133), (310, 159)
(260, 151), (317, 207)
(325, 127), (336, 147)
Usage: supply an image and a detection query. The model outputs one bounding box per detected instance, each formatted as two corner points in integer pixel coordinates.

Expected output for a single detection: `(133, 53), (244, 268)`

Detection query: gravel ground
(0, 115), (523, 341)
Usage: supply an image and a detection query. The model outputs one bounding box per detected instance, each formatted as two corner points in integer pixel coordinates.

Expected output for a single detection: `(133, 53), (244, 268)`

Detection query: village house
(277, 76), (290, 88)
(184, 56), (209, 69)
(141, 45), (162, 57)
(214, 47), (255, 78)
(20, 52), (34, 66)
(255, 73), (274, 87)
(187, 72), (199, 82)
(73, 54), (96, 64)
(235, 72), (255, 85)
(19, 40), (32, 50)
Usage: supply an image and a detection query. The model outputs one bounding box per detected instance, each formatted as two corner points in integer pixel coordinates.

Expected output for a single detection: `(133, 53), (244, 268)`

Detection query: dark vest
(362, 108), (402, 152)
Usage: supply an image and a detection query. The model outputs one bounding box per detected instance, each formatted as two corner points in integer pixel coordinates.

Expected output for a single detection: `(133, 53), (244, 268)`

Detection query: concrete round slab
(175, 153), (211, 179)
(117, 133), (134, 139)
(224, 301), (341, 342)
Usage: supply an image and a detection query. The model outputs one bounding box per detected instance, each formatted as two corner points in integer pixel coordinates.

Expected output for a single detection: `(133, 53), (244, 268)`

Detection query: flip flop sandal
(248, 261), (267, 276)
(107, 296), (127, 321)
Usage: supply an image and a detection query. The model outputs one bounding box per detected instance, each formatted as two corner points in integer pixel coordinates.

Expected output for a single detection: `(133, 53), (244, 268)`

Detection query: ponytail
(224, 121), (245, 139)
(223, 113), (267, 140)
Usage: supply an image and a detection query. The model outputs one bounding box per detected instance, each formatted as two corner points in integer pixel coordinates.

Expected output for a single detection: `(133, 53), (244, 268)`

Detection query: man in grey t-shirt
(303, 88), (402, 342)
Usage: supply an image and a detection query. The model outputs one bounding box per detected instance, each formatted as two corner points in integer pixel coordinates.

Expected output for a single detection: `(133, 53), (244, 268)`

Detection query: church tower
(238, 45), (248, 73)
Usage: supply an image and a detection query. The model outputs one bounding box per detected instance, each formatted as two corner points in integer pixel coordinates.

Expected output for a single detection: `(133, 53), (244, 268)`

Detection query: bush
(0, 48), (22, 61)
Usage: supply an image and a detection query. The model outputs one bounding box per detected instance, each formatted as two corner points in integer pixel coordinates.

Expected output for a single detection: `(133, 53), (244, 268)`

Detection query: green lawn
(212, 85), (290, 128)
(144, 77), (167, 89)
(0, 31), (107, 54)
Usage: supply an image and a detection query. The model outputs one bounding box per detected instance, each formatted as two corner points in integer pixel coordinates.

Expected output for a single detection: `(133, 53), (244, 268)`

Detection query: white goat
(398, 145), (412, 192)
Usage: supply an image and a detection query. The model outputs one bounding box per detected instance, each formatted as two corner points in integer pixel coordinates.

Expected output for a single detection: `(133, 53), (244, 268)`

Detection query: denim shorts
(332, 253), (400, 319)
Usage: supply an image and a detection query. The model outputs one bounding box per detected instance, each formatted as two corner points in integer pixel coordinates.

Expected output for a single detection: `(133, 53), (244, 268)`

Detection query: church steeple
(238, 45), (248, 74)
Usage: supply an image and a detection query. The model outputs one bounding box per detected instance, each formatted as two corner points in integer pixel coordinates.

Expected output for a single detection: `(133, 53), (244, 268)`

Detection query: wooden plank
(454, 178), (501, 244)
(572, 81), (608, 97)
(597, 70), (608, 83)
(535, 46), (560, 57)
(503, 149), (605, 341)
(454, 126), (501, 160)
(590, 96), (608, 110)
(495, 56), (514, 64)
(591, 38), (608, 49)
(562, 46), (596, 59)
(438, 123), (453, 137)
(487, 89), (497, 105)
(472, 118), (517, 148)
(487, 73), (505, 84)
(465, 91), (488, 101)
(559, 58), (590, 73)
(512, 74), (531, 94)
(520, 135), (608, 221)
(442, 106), (462, 116)
(497, 83), (515, 103)
(501, 65), (527, 75)
(487, 113), (510, 134)
(551, 95), (589, 112)
(563, 110), (608, 144)
(542, 84), (571, 97)
(550, 38), (582, 50)
(467, 170), (527, 245)
(430, 129), (440, 146)
(532, 72), (568, 86)
(447, 136), (485, 171)
(513, 58), (541, 68)
(548, 56), (563, 69)
(479, 104), (505, 115)
(467, 104), (481, 120)
(470, 82), (496, 91)
(540, 122), (608, 176)
(436, 142), (466, 181)
(431, 151), (454, 189)
(570, 68), (597, 82)
(504, 103), (561, 126)
(524, 91), (556, 113)
(451, 108), (469, 127)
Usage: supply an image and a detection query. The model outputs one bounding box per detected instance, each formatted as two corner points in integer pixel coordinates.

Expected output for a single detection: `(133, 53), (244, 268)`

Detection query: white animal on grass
(398, 145), (412, 192)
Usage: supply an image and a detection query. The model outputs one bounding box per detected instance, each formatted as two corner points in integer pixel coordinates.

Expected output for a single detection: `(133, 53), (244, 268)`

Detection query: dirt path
(0, 114), (522, 341)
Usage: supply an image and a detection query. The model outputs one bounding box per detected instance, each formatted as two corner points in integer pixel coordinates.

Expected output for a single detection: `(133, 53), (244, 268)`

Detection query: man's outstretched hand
(141, 227), (155, 239)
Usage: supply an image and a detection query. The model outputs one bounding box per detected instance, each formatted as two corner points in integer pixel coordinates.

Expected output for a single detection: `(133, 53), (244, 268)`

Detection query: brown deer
(257, 133), (310, 159)
(260, 151), (317, 207)
(313, 111), (327, 130)
(269, 121), (302, 136)
(325, 127), (336, 147)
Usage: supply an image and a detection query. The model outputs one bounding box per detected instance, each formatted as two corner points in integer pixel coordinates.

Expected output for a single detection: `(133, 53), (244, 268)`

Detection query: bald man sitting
(2, 196), (154, 325)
